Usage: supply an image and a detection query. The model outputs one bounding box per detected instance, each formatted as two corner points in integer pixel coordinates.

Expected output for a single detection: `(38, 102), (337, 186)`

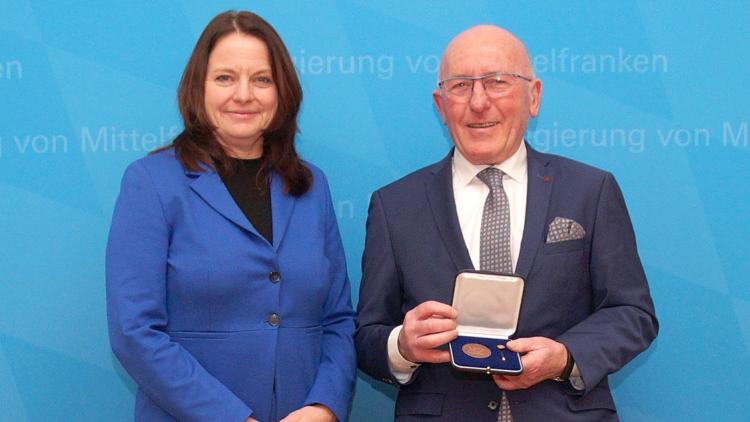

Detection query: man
(355, 25), (658, 421)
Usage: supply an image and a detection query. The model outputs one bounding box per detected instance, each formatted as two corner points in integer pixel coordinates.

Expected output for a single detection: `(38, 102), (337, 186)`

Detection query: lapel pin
(497, 344), (507, 362)
(543, 175), (552, 183)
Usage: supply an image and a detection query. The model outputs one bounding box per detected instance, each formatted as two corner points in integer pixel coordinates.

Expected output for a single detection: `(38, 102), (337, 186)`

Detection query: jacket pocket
(395, 392), (444, 416)
(168, 330), (231, 340)
(566, 384), (616, 413)
(542, 238), (585, 255)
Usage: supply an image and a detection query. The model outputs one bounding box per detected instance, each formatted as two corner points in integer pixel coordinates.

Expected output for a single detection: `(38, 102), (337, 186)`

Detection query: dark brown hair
(158, 10), (311, 196)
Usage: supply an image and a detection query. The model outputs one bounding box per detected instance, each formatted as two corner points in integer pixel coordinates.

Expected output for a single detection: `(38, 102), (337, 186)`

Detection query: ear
(528, 79), (542, 118)
(432, 89), (448, 124)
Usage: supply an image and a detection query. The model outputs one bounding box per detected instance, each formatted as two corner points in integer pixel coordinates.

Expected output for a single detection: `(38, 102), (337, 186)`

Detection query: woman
(106, 11), (355, 422)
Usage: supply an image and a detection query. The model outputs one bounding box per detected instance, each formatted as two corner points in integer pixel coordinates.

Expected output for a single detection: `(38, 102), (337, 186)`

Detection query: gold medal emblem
(461, 343), (491, 359)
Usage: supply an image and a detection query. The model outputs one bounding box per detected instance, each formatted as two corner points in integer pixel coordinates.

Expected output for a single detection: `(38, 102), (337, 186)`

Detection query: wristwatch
(553, 348), (575, 382)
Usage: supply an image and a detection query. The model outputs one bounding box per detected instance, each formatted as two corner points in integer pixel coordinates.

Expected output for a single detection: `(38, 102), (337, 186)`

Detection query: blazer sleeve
(557, 173), (659, 394)
(301, 173), (357, 422)
(354, 191), (407, 384)
(106, 161), (252, 422)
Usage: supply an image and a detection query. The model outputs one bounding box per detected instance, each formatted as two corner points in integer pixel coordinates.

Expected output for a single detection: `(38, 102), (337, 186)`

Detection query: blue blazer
(355, 145), (658, 421)
(106, 149), (356, 422)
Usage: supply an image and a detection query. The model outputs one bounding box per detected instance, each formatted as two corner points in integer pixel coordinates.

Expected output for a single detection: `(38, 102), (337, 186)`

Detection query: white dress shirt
(386, 143), (583, 389)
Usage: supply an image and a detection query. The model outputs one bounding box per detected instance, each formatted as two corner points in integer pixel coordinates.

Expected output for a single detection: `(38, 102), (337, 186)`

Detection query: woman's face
(204, 33), (278, 158)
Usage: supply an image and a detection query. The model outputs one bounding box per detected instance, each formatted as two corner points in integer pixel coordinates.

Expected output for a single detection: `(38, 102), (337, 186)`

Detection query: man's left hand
(492, 337), (569, 390)
(279, 404), (337, 422)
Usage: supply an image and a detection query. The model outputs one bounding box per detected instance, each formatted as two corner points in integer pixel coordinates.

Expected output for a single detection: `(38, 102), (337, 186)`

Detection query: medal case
(449, 270), (524, 375)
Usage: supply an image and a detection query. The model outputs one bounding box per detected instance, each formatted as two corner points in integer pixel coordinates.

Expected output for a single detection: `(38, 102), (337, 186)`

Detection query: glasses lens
(445, 78), (472, 97)
(483, 74), (513, 95)
(442, 73), (527, 99)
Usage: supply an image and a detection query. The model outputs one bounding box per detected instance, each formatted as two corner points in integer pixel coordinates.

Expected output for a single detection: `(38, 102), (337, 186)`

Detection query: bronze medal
(461, 343), (491, 359)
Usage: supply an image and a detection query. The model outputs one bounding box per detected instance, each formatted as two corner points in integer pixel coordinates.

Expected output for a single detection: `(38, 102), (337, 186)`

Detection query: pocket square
(546, 217), (585, 243)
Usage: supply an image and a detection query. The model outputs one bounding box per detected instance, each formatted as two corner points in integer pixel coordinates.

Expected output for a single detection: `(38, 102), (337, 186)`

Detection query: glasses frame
(437, 72), (533, 99)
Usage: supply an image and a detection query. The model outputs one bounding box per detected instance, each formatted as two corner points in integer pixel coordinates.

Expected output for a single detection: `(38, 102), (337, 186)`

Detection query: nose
(233, 78), (254, 103)
(468, 79), (490, 112)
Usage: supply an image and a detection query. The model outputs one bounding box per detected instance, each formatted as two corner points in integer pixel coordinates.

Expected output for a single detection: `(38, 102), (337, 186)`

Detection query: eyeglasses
(438, 72), (533, 100)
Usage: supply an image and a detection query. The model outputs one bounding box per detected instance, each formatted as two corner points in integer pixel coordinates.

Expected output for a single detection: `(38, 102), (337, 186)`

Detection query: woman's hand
(278, 404), (336, 422)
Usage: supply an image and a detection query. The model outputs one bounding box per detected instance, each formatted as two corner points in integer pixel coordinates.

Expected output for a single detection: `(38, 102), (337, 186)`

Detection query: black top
(220, 158), (273, 243)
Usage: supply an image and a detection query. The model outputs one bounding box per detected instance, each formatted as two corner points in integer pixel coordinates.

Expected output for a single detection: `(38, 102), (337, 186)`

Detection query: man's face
(433, 33), (542, 165)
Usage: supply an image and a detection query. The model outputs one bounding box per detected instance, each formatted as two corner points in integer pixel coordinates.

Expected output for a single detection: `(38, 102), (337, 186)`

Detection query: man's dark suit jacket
(355, 145), (658, 421)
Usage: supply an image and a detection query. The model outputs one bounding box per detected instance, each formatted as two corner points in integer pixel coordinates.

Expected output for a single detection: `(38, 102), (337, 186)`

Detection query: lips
(226, 110), (259, 119)
(227, 110), (257, 115)
(467, 122), (498, 128)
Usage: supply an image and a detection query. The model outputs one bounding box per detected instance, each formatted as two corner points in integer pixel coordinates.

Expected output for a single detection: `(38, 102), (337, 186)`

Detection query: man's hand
(398, 301), (458, 363)
(279, 404), (337, 422)
(492, 337), (569, 390)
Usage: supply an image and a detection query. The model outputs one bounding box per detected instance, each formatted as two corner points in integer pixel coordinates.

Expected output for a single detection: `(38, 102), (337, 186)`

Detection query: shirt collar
(452, 142), (528, 187)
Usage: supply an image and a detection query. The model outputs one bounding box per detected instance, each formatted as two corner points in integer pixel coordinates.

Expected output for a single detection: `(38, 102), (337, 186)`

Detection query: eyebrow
(208, 67), (272, 75)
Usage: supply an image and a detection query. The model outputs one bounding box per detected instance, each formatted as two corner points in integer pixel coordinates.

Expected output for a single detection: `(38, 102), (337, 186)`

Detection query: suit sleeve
(302, 173), (357, 421)
(354, 191), (409, 384)
(557, 173), (658, 394)
(106, 161), (252, 421)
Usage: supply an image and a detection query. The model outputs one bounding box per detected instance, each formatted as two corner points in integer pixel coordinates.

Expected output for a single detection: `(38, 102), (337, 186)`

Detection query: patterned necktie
(477, 167), (512, 273)
(476, 167), (514, 422)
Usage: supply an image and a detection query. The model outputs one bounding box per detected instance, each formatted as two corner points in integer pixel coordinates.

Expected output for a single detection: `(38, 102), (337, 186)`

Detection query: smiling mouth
(467, 122), (498, 128)
(226, 111), (258, 118)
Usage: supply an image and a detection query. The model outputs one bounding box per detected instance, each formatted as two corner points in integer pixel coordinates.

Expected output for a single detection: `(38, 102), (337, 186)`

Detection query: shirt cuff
(569, 363), (585, 390)
(387, 325), (420, 384)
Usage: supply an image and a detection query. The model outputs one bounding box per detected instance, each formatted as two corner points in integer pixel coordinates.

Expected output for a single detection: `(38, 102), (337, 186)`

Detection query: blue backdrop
(1, 1), (748, 421)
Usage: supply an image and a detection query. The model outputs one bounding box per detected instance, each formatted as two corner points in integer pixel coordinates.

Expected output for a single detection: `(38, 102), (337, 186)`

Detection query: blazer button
(487, 400), (498, 411)
(268, 313), (280, 326)
(269, 271), (281, 283)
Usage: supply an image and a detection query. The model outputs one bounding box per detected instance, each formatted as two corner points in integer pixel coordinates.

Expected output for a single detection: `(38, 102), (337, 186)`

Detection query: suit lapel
(515, 145), (553, 279)
(426, 151), (474, 272)
(269, 171), (296, 251)
(189, 165), (294, 248)
(189, 169), (260, 237)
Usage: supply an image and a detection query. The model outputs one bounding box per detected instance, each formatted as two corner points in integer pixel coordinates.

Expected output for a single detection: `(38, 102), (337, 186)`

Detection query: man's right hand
(398, 301), (458, 363)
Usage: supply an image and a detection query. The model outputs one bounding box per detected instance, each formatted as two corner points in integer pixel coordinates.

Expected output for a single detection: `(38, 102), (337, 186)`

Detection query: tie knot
(477, 167), (504, 191)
